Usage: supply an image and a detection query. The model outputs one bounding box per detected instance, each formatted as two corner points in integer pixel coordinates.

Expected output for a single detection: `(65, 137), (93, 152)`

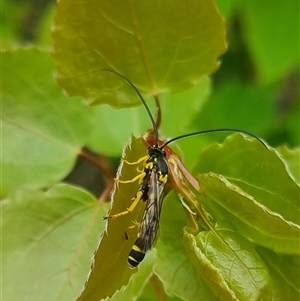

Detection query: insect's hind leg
(103, 190), (143, 220)
(124, 221), (140, 240)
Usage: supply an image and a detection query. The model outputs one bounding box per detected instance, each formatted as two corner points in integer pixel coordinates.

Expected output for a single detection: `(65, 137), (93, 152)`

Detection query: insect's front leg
(103, 190), (144, 220)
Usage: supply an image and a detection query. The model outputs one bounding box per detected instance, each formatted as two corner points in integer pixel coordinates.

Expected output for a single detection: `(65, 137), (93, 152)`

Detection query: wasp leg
(104, 190), (143, 220)
(118, 172), (146, 184)
(178, 194), (196, 215)
(124, 221), (140, 240)
(123, 155), (148, 165)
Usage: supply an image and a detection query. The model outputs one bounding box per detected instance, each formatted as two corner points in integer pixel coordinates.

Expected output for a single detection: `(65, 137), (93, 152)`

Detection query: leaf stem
(150, 274), (167, 301)
(154, 94), (162, 131)
(79, 149), (115, 202)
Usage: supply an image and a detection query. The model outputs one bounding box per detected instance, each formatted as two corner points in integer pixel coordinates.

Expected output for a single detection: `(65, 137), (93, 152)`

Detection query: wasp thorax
(147, 145), (166, 158)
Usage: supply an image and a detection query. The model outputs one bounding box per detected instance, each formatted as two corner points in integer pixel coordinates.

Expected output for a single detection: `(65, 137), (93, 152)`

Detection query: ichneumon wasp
(103, 69), (267, 268)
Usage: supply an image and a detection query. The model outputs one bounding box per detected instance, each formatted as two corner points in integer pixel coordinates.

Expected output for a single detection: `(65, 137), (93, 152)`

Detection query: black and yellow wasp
(103, 70), (267, 268)
(126, 146), (169, 268)
(105, 142), (169, 268)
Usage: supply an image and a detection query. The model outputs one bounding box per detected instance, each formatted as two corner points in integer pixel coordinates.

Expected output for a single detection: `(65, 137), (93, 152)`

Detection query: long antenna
(102, 70), (267, 150)
(160, 128), (268, 149)
(102, 69), (159, 146)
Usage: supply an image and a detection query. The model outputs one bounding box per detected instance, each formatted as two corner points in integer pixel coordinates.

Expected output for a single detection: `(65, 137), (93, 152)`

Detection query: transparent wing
(137, 168), (166, 253)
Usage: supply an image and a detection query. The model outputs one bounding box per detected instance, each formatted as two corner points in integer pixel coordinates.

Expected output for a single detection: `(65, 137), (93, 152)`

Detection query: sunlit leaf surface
(184, 228), (271, 301)
(195, 134), (300, 223)
(53, 0), (226, 106)
(276, 145), (300, 184)
(194, 134), (300, 253)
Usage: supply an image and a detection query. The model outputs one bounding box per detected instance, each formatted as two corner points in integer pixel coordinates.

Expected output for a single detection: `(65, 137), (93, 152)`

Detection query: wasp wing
(137, 167), (166, 254)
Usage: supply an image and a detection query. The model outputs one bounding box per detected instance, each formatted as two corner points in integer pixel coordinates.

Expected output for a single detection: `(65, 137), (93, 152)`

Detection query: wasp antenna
(102, 69), (159, 146)
(160, 128), (268, 149)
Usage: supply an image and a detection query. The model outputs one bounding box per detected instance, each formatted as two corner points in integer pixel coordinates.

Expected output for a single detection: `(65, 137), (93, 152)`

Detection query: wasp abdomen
(128, 238), (146, 268)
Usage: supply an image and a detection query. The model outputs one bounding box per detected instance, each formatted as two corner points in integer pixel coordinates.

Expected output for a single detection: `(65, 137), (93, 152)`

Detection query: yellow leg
(104, 191), (143, 220)
(117, 155), (148, 184)
(118, 172), (146, 184)
(124, 221), (140, 240)
(123, 155), (148, 165)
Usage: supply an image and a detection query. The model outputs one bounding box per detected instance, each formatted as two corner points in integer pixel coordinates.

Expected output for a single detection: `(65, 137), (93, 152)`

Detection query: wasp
(103, 70), (267, 268)
(104, 141), (169, 268)
(126, 146), (168, 268)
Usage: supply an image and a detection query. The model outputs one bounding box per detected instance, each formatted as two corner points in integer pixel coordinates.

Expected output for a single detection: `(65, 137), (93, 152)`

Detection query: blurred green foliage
(1, 0), (299, 301)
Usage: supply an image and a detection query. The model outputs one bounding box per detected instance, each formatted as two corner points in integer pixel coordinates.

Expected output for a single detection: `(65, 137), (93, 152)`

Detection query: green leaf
(194, 133), (300, 226)
(285, 101), (300, 147)
(2, 184), (105, 301)
(159, 76), (211, 138)
(87, 103), (154, 156)
(137, 276), (184, 301)
(154, 144), (296, 299)
(257, 248), (300, 300)
(193, 82), (274, 132)
(276, 145), (300, 184)
(238, 0), (299, 84)
(36, 3), (56, 47)
(154, 192), (217, 301)
(197, 173), (300, 254)
(77, 136), (149, 301)
(1, 48), (92, 197)
(1, 0), (21, 46)
(184, 228), (272, 301)
(215, 0), (235, 18)
(109, 252), (155, 301)
(53, 0), (226, 106)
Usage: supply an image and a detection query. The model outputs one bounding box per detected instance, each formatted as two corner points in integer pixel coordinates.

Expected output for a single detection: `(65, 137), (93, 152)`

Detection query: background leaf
(159, 76), (211, 138)
(53, 0), (226, 106)
(193, 134), (300, 254)
(184, 228), (272, 301)
(1, 48), (92, 197)
(257, 248), (300, 300)
(86, 103), (155, 156)
(2, 184), (105, 301)
(197, 172), (300, 254)
(276, 145), (300, 184)
(194, 134), (300, 225)
(193, 82), (274, 132)
(195, 0), (299, 148)
(238, 0), (299, 84)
